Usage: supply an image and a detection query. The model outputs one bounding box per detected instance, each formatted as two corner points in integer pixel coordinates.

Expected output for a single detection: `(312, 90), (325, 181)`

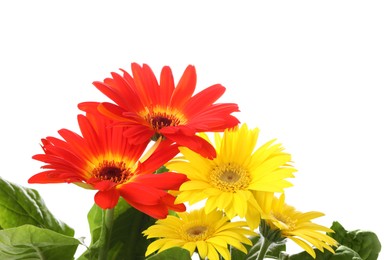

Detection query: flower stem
(255, 237), (273, 260)
(98, 208), (115, 260)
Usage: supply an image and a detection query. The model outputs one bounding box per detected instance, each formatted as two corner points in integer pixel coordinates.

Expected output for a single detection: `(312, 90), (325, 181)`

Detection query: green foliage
(281, 245), (362, 260)
(0, 225), (80, 260)
(280, 221), (381, 260)
(0, 177), (383, 260)
(230, 235), (286, 260)
(0, 178), (79, 259)
(155, 165), (169, 174)
(0, 177), (74, 236)
(329, 221), (381, 260)
(79, 198), (156, 259)
(264, 240), (287, 259)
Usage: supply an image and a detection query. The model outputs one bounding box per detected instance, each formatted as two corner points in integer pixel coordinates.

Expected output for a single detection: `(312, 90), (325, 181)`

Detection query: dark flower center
(184, 225), (210, 241)
(151, 116), (174, 130)
(187, 226), (207, 236)
(92, 160), (131, 184)
(100, 166), (122, 180)
(140, 109), (187, 141)
(149, 114), (181, 141)
(220, 170), (240, 183)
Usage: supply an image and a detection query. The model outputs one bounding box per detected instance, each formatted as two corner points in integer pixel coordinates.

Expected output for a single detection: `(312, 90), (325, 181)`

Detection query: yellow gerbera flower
(255, 192), (338, 258)
(167, 123), (296, 229)
(143, 208), (257, 260)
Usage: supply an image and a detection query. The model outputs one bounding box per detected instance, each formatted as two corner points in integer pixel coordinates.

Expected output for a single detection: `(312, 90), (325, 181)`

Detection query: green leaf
(230, 235), (286, 260)
(266, 241), (287, 259)
(0, 224), (80, 260)
(79, 198), (156, 259)
(332, 246), (364, 260)
(155, 165), (169, 174)
(146, 247), (191, 260)
(329, 221), (381, 260)
(0, 177), (74, 236)
(280, 245), (362, 260)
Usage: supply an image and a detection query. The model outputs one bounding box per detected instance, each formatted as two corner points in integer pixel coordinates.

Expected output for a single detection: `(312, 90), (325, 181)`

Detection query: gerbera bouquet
(0, 63), (381, 259)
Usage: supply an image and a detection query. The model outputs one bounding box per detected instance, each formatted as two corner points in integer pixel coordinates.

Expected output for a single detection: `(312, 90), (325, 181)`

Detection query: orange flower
(28, 103), (187, 219)
(80, 63), (239, 159)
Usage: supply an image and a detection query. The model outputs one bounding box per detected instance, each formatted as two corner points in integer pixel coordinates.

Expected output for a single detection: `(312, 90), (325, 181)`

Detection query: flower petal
(133, 172), (188, 190)
(94, 189), (120, 209)
(170, 65), (196, 108)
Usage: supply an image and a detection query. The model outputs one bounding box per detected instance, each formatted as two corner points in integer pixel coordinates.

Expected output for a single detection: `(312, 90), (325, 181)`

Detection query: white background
(1, 1), (389, 259)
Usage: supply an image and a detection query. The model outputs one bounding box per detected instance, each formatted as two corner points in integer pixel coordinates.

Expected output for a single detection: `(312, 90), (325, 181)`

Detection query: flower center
(92, 160), (132, 184)
(147, 112), (181, 131)
(210, 163), (251, 192)
(272, 213), (297, 230)
(142, 107), (186, 132)
(184, 225), (208, 241)
(151, 115), (174, 129)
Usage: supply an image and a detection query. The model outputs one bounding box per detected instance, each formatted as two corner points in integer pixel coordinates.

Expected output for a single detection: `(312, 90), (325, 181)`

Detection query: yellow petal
(213, 244), (230, 260)
(182, 242), (196, 255)
(289, 237), (316, 258)
(180, 180), (211, 190)
(145, 239), (168, 256)
(196, 240), (208, 259)
(207, 243), (220, 260)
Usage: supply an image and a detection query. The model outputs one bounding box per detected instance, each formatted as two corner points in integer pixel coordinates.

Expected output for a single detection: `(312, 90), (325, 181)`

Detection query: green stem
(255, 237), (273, 260)
(98, 208), (115, 260)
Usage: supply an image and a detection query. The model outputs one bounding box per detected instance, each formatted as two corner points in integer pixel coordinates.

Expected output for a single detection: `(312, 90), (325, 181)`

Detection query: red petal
(58, 128), (95, 161)
(119, 183), (166, 205)
(164, 133), (216, 159)
(160, 125), (196, 135)
(92, 81), (129, 110)
(74, 113), (102, 158)
(123, 125), (153, 145)
(94, 189), (120, 209)
(162, 194), (186, 212)
(170, 65), (196, 108)
(110, 71), (145, 111)
(97, 102), (129, 122)
(92, 180), (118, 191)
(183, 84), (226, 116)
(129, 201), (168, 219)
(131, 63), (154, 106)
(40, 138), (87, 170)
(28, 171), (83, 184)
(160, 66), (175, 107)
(128, 194), (186, 219)
(131, 63), (161, 106)
(132, 172), (188, 190)
(137, 141), (179, 174)
(187, 103), (240, 131)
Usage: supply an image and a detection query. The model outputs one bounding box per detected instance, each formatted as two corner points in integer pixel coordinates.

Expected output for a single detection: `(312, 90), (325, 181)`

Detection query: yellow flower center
(92, 160), (132, 184)
(272, 212), (297, 230)
(210, 163), (251, 192)
(183, 225), (209, 241)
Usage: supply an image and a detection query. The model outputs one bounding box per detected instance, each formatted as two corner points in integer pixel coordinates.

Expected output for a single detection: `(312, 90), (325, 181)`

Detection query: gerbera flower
(167, 124), (296, 229)
(255, 192), (338, 258)
(143, 207), (257, 260)
(28, 102), (187, 219)
(80, 63), (239, 159)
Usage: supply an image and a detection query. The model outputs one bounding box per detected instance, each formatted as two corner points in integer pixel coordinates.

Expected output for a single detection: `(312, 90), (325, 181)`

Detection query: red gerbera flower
(28, 103), (187, 219)
(80, 63), (240, 159)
